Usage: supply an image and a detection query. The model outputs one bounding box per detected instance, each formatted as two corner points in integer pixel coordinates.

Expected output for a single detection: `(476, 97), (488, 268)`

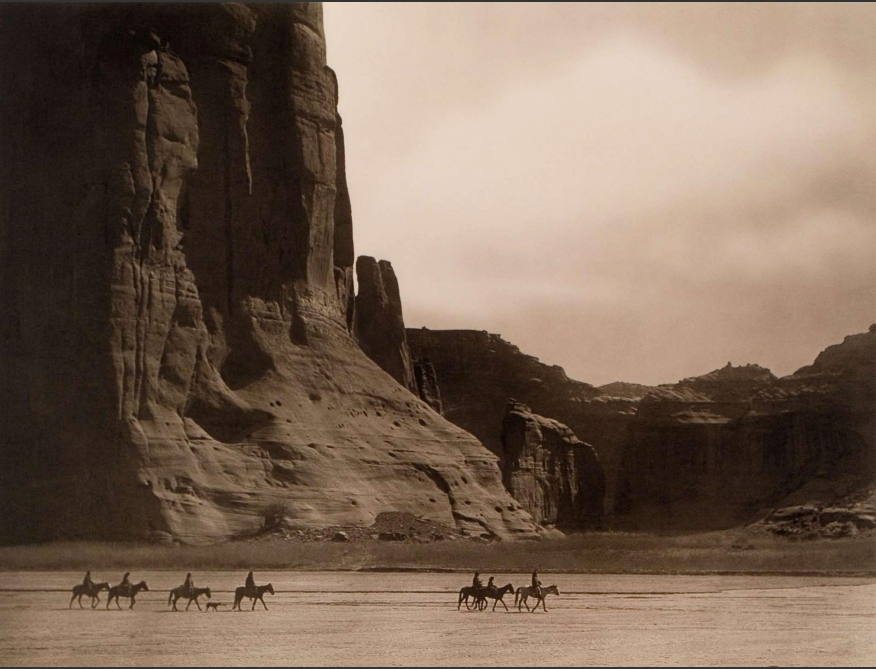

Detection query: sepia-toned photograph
(0, 2), (874, 666)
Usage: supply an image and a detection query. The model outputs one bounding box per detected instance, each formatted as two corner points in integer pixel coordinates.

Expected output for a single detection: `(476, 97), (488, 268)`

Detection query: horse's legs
(500, 598), (509, 611)
(186, 597), (192, 611)
(69, 593), (76, 609)
(260, 596), (269, 611)
(130, 595), (136, 609)
(92, 595), (100, 609)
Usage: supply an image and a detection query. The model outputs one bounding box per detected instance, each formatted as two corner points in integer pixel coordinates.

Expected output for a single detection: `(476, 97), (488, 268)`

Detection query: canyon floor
(0, 571), (873, 666)
(1, 526), (873, 575)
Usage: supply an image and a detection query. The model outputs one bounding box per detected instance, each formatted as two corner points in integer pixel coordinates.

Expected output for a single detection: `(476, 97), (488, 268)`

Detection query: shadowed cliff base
(0, 531), (873, 575)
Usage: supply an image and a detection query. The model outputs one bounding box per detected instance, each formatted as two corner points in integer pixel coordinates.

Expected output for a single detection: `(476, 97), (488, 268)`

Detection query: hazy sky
(323, 2), (876, 386)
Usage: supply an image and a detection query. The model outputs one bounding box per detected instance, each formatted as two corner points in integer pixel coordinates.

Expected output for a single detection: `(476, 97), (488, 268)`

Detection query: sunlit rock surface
(0, 3), (537, 543)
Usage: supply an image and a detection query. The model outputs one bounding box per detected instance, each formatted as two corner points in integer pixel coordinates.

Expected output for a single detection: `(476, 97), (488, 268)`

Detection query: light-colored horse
(69, 581), (110, 609)
(168, 585), (212, 611)
(233, 583), (274, 611)
(106, 581), (149, 610)
(475, 583), (515, 612)
(515, 584), (560, 612)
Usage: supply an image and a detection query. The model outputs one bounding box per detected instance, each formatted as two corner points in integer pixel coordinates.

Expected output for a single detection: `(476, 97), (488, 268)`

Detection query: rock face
(614, 328), (876, 530)
(406, 328), (631, 510)
(354, 256), (415, 391)
(410, 326), (876, 531)
(598, 382), (658, 401)
(501, 402), (605, 528)
(413, 359), (443, 415)
(0, 3), (537, 543)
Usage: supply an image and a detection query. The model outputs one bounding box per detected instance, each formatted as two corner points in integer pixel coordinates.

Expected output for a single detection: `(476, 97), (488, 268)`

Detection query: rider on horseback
(531, 568), (542, 598)
(472, 572), (484, 590)
(245, 571), (256, 593)
(82, 571), (94, 590)
(487, 576), (495, 589)
(119, 572), (132, 594)
(183, 572), (194, 596)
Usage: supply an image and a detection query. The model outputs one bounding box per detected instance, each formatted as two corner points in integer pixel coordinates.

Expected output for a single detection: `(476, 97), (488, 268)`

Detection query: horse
(106, 581), (149, 610)
(515, 584), (560, 612)
(457, 586), (484, 611)
(232, 583), (274, 611)
(475, 583), (515, 612)
(69, 581), (110, 609)
(168, 585), (212, 611)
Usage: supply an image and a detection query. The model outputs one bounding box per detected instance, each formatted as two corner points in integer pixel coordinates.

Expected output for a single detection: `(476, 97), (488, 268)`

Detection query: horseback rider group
(82, 570), (133, 593)
(472, 570), (539, 594)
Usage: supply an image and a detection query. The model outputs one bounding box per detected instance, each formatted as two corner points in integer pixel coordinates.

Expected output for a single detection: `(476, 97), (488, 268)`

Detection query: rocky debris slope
(501, 402), (605, 529)
(0, 3), (537, 544)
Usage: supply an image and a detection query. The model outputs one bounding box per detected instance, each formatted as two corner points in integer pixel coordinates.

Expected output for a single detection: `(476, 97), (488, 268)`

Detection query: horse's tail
(168, 589), (173, 605)
(514, 589), (520, 606)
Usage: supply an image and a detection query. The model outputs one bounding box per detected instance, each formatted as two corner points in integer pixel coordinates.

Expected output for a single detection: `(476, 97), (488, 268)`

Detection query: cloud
(324, 4), (876, 385)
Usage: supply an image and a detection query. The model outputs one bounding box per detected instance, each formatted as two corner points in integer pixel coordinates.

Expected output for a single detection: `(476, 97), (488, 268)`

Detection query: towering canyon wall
(410, 326), (876, 530)
(501, 402), (605, 529)
(353, 256), (415, 391)
(614, 327), (876, 530)
(406, 328), (630, 510)
(0, 3), (537, 543)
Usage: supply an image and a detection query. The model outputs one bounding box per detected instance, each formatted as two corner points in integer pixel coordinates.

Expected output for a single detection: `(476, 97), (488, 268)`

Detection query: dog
(205, 602), (226, 612)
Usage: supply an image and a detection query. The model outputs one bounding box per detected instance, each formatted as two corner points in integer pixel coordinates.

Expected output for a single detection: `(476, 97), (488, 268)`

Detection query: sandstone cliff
(501, 402), (605, 529)
(614, 327), (876, 530)
(353, 256), (415, 391)
(406, 328), (630, 510)
(413, 359), (443, 415)
(410, 326), (875, 530)
(0, 3), (537, 543)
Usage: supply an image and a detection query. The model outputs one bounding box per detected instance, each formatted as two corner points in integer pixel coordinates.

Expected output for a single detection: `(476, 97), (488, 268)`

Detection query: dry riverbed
(0, 572), (873, 666)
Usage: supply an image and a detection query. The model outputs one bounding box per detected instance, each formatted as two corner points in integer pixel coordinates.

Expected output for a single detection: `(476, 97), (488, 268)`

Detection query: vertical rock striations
(410, 326), (875, 531)
(0, 3), (537, 543)
(413, 359), (443, 414)
(614, 330), (875, 530)
(354, 256), (415, 391)
(501, 402), (605, 529)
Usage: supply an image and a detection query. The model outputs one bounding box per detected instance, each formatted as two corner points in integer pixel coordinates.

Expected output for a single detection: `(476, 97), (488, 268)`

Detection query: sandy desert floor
(0, 571), (873, 666)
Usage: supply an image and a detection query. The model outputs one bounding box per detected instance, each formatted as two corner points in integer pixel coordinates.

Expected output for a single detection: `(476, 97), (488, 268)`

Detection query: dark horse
(233, 583), (274, 611)
(106, 581), (149, 610)
(168, 585), (212, 611)
(69, 582), (110, 609)
(457, 586), (483, 611)
(475, 583), (515, 612)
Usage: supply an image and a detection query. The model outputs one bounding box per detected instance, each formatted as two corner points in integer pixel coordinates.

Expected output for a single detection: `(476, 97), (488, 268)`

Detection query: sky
(323, 2), (876, 386)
